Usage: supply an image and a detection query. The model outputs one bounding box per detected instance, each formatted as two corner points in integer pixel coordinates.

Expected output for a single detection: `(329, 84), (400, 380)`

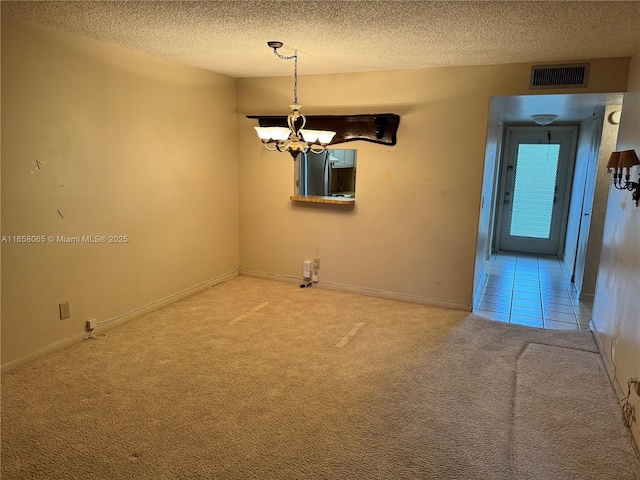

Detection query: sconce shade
(618, 150), (640, 173)
(606, 151), (621, 170)
(607, 149), (640, 207)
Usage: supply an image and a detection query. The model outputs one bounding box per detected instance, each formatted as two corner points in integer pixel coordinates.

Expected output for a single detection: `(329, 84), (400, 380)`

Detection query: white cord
(84, 329), (107, 340)
(610, 335), (618, 384)
(621, 378), (637, 428)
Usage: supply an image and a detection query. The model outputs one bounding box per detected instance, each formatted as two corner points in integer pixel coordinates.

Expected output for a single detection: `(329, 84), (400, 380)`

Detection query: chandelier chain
(272, 48), (298, 104)
(294, 52), (298, 104)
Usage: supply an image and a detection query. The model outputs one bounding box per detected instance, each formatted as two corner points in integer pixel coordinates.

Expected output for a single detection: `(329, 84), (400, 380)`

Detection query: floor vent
(530, 63), (590, 89)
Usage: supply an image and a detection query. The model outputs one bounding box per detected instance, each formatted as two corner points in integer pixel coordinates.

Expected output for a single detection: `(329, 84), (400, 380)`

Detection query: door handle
(504, 199), (510, 204)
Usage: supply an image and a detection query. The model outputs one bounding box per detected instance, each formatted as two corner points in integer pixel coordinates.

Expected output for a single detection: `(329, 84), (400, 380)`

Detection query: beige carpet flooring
(2, 276), (639, 479)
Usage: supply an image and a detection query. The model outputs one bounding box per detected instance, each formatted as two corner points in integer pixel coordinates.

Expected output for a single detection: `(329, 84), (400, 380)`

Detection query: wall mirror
(295, 149), (357, 200)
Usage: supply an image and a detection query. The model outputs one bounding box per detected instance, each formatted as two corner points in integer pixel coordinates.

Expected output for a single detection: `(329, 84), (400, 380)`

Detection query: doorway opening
(473, 93), (623, 321)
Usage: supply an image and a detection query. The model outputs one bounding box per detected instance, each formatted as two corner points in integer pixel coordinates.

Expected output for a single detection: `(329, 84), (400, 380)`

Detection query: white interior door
(496, 126), (577, 256)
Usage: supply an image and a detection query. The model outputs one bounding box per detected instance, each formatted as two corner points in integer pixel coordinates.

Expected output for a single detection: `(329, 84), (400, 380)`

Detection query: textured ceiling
(2, 1), (639, 78)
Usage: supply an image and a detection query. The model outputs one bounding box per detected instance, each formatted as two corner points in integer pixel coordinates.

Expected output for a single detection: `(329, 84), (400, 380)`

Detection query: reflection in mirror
(297, 149), (357, 198)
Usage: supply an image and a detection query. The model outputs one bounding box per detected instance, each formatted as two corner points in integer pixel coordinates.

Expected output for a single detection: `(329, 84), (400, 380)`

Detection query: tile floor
(473, 252), (593, 330)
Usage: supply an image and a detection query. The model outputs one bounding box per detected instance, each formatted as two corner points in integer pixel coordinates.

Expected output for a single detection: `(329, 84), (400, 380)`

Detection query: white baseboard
(1, 270), (239, 373)
(590, 320), (618, 389)
(239, 270), (302, 285)
(95, 270), (239, 329)
(590, 320), (640, 449)
(239, 270), (472, 311)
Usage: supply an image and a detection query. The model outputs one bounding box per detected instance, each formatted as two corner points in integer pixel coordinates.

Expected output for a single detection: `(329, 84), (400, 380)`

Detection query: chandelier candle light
(254, 41), (336, 158)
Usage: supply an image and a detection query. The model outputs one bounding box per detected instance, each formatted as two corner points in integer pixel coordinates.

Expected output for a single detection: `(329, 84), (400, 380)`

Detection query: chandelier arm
(288, 114), (296, 134)
(288, 109), (306, 134)
(276, 139), (297, 153)
(309, 145), (327, 154)
(261, 142), (279, 152)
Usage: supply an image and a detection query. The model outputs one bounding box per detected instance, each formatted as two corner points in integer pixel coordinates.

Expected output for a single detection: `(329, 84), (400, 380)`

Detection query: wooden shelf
(290, 195), (355, 205)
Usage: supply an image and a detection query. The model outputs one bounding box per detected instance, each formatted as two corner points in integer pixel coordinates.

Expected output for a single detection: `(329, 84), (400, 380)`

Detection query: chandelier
(254, 41), (336, 159)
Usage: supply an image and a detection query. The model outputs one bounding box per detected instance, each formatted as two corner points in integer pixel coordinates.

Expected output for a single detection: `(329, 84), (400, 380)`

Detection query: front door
(497, 126), (577, 256)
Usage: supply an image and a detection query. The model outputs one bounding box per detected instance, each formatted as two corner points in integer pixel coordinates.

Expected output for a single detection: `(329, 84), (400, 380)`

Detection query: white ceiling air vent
(529, 63), (590, 89)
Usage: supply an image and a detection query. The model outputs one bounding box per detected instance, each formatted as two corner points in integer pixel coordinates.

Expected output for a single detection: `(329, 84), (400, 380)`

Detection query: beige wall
(237, 59), (629, 309)
(581, 104), (620, 298)
(474, 102), (504, 299)
(1, 16), (239, 367)
(592, 51), (640, 445)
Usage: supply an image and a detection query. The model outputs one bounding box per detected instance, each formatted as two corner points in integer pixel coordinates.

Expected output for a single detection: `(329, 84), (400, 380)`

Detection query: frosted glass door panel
(510, 144), (561, 239)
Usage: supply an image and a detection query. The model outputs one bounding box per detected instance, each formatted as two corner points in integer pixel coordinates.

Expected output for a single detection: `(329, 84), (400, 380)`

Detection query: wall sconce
(606, 149), (640, 206)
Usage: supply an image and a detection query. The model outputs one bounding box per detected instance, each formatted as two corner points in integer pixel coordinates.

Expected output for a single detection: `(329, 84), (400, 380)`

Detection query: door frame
(493, 125), (579, 257)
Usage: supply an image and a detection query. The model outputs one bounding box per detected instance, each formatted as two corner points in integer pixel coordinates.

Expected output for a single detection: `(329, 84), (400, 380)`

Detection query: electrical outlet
(313, 258), (320, 270)
(303, 260), (312, 279)
(59, 301), (70, 320)
(86, 319), (97, 331)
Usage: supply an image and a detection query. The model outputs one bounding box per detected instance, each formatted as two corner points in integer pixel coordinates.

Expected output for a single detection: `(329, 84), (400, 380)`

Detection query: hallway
(473, 252), (593, 330)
